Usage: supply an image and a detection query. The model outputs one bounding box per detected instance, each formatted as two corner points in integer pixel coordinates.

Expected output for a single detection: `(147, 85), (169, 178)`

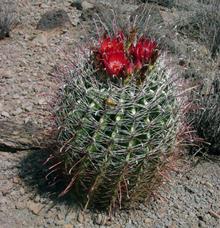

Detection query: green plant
(47, 2), (185, 212)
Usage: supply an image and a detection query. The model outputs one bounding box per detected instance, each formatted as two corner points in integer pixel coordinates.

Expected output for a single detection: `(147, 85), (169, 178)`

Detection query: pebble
(27, 201), (43, 215)
(57, 213), (64, 220)
(1, 181), (13, 195)
(113, 224), (123, 228)
(204, 182), (213, 189)
(12, 107), (23, 115)
(12, 94), (20, 99)
(209, 210), (220, 219)
(95, 214), (106, 225)
(24, 105), (33, 112)
(1, 111), (10, 118)
(64, 224), (73, 228)
(13, 176), (20, 184)
(44, 210), (54, 219)
(32, 33), (48, 47)
(34, 195), (41, 203)
(144, 218), (153, 224)
(15, 200), (27, 209)
(19, 187), (25, 195)
(38, 98), (46, 105)
(81, 1), (94, 10)
(77, 212), (84, 223)
(0, 103), (3, 112)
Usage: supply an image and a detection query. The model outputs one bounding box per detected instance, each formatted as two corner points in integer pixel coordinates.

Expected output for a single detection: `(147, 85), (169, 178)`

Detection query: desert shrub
(175, 0), (220, 58)
(47, 3), (186, 212)
(172, 0), (220, 155)
(187, 60), (220, 155)
(0, 1), (16, 39)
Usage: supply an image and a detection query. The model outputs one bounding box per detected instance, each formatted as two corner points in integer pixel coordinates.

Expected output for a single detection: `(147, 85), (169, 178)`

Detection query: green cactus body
(52, 54), (180, 211)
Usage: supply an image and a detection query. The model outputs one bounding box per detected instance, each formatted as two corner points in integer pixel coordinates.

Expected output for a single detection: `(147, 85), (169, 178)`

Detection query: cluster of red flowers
(96, 31), (157, 77)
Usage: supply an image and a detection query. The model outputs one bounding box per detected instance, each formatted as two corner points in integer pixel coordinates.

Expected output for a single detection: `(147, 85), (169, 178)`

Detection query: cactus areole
(49, 29), (180, 212)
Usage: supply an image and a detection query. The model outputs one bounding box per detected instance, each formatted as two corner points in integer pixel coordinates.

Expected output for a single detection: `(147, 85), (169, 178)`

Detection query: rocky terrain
(0, 150), (219, 228)
(0, 0), (219, 227)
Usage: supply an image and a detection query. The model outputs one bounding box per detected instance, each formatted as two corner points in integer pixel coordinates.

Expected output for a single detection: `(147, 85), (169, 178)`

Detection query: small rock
(184, 186), (195, 194)
(27, 201), (43, 215)
(13, 177), (20, 184)
(204, 182), (213, 189)
(20, 187), (25, 195)
(1, 181), (13, 195)
(1, 111), (10, 118)
(44, 210), (54, 219)
(34, 195), (41, 203)
(170, 224), (178, 228)
(113, 224), (122, 228)
(144, 218), (153, 224)
(55, 220), (65, 226)
(12, 108), (23, 115)
(24, 105), (33, 112)
(57, 213), (64, 220)
(209, 210), (220, 219)
(203, 213), (212, 223)
(15, 200), (27, 209)
(38, 98), (46, 105)
(21, 90), (28, 95)
(81, 1), (94, 10)
(94, 214), (106, 225)
(65, 211), (77, 223)
(64, 224), (73, 228)
(37, 9), (71, 31)
(198, 221), (207, 228)
(77, 212), (84, 223)
(0, 103), (3, 112)
(32, 33), (48, 47)
(24, 117), (31, 124)
(12, 94), (20, 99)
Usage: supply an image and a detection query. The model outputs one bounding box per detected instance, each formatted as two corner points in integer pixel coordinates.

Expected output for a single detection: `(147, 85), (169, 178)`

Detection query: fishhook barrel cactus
(47, 2), (184, 212)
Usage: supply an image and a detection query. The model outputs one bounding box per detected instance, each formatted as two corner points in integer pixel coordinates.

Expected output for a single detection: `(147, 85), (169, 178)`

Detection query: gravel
(0, 150), (219, 228)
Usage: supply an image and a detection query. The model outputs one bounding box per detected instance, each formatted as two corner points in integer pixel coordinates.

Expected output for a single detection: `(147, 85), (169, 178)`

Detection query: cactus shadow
(18, 149), (82, 209)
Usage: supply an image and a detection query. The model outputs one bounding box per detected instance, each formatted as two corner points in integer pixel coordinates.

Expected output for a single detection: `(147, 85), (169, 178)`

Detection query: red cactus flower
(99, 36), (124, 55)
(98, 33), (129, 76)
(103, 52), (129, 76)
(132, 38), (157, 63)
(97, 33), (157, 77)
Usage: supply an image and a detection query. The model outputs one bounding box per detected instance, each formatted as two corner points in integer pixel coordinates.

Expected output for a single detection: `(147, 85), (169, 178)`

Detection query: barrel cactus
(47, 3), (184, 212)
